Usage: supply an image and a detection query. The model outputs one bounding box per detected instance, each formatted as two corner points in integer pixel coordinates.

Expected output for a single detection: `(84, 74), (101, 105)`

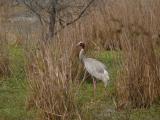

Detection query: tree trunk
(45, 0), (57, 42)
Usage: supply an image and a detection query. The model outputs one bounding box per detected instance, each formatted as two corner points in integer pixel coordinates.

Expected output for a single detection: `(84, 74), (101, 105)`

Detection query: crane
(77, 41), (109, 95)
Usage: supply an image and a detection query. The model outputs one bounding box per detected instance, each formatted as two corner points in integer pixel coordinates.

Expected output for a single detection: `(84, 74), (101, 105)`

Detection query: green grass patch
(0, 46), (34, 120)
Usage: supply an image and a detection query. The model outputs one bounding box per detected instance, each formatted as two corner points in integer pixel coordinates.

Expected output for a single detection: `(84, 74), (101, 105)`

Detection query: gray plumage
(77, 42), (109, 87)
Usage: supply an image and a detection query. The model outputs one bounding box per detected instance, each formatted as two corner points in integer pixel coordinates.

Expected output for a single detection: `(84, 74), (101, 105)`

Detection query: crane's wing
(83, 58), (109, 86)
(84, 58), (107, 75)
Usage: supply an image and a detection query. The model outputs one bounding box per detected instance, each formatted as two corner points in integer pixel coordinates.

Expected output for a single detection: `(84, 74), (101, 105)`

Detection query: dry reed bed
(0, 3), (10, 77)
(117, 35), (160, 109)
(89, 0), (160, 108)
(0, 33), (10, 77)
(25, 35), (82, 119)
(24, 0), (160, 119)
(106, 0), (160, 109)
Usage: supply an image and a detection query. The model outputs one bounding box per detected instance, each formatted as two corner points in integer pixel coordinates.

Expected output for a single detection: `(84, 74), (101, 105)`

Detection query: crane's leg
(92, 77), (96, 96)
(77, 70), (87, 94)
(82, 70), (87, 82)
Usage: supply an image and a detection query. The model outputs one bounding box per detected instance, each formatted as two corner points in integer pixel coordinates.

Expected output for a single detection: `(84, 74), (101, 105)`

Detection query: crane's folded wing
(84, 58), (107, 75)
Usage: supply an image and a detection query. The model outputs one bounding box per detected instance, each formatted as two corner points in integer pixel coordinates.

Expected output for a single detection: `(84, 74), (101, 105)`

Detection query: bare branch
(22, 0), (96, 41)
(66, 0), (95, 26)
(55, 0), (95, 34)
(23, 0), (45, 25)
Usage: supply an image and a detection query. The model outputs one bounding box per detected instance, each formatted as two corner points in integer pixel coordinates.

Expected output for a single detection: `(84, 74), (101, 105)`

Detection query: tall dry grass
(117, 34), (160, 109)
(111, 0), (160, 108)
(87, 0), (160, 108)
(25, 34), (82, 119)
(0, 33), (10, 77)
(24, 0), (160, 119)
(0, 1), (10, 77)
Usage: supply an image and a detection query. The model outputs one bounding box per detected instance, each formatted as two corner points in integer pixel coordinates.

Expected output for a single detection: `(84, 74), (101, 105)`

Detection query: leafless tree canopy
(20, 0), (95, 40)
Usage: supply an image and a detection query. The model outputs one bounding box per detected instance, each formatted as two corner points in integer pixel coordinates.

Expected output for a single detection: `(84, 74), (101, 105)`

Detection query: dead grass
(0, 3), (10, 77)
(110, 0), (160, 109)
(25, 37), (82, 119)
(1, 0), (160, 119)
(117, 35), (160, 109)
(0, 33), (10, 77)
(25, 0), (160, 119)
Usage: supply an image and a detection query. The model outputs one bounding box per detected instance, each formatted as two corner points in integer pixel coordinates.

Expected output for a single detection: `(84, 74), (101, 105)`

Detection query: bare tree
(21, 0), (95, 42)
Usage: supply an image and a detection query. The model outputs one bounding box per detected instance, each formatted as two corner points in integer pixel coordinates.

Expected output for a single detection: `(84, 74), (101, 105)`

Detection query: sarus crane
(77, 41), (109, 95)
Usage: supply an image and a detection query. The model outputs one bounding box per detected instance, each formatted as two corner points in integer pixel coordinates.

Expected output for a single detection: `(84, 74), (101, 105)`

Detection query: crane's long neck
(79, 49), (86, 62)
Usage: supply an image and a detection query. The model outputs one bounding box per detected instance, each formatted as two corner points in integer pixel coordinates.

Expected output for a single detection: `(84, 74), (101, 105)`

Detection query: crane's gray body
(79, 49), (109, 87)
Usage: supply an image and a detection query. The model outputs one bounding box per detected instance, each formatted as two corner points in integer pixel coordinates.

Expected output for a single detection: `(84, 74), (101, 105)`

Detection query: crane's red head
(77, 41), (85, 49)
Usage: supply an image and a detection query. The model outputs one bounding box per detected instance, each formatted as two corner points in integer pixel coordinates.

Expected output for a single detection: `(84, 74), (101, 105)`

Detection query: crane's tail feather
(103, 70), (109, 87)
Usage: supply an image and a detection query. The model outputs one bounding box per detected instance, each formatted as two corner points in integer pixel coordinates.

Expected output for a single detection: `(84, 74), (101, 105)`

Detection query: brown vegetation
(117, 35), (160, 109)
(0, 33), (10, 77)
(25, 0), (160, 119)
(1, 0), (160, 119)
(0, 2), (10, 77)
(25, 38), (81, 119)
